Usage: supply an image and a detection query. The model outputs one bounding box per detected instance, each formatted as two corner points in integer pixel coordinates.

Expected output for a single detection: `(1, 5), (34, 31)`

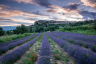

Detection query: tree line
(0, 20), (96, 36)
(0, 24), (27, 36)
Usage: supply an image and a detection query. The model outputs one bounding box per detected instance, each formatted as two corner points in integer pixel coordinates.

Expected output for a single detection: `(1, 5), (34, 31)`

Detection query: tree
(13, 29), (17, 34)
(0, 27), (4, 36)
(13, 24), (27, 34)
(51, 27), (55, 31)
(16, 26), (21, 34)
(30, 26), (32, 33)
(21, 24), (27, 34)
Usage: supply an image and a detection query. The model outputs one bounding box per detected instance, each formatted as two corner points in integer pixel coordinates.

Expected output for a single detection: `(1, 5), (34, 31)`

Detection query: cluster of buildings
(35, 20), (75, 25)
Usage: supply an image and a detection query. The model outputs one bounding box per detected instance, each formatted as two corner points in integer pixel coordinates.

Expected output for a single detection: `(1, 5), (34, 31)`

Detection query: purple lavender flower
(37, 34), (53, 64)
(0, 34), (40, 55)
(0, 33), (42, 64)
(47, 32), (96, 64)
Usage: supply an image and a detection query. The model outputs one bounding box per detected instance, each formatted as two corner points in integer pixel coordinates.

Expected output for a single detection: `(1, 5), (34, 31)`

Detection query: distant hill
(1, 26), (16, 31)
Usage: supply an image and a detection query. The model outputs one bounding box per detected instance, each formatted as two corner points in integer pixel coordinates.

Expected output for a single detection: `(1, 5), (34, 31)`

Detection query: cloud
(0, 4), (49, 18)
(46, 3), (94, 20)
(62, 3), (80, 11)
(46, 3), (80, 13)
(31, 11), (48, 16)
(0, 6), (46, 18)
(78, 10), (96, 19)
(46, 8), (58, 13)
(13, 0), (52, 8)
(34, 0), (52, 8)
(0, 18), (12, 21)
(0, 18), (35, 26)
(0, 22), (20, 26)
(0, 4), (52, 26)
(0, 5), (30, 17)
(0, 4), (11, 10)
(13, 0), (34, 4)
(0, 20), (32, 24)
(81, 0), (96, 9)
(0, 10), (29, 17)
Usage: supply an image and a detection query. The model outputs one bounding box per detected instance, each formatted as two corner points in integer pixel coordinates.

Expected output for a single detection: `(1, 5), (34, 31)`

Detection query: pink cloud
(0, 4), (11, 10)
(81, 0), (96, 9)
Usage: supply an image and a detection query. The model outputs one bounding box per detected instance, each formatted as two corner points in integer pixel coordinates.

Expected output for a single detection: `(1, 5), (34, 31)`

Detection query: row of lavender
(0, 35), (33, 46)
(47, 32), (96, 64)
(37, 34), (54, 64)
(0, 34), (39, 55)
(50, 32), (96, 52)
(51, 31), (96, 43)
(0, 33), (42, 64)
(60, 35), (96, 52)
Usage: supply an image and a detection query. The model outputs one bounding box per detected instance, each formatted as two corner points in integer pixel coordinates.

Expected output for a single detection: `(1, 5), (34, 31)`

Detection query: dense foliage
(0, 27), (4, 36)
(13, 24), (27, 34)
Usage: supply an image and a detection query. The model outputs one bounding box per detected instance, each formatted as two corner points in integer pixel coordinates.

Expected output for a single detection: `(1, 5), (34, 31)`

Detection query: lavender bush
(0, 34), (39, 55)
(37, 34), (53, 64)
(50, 32), (96, 52)
(47, 32), (96, 64)
(0, 33), (42, 64)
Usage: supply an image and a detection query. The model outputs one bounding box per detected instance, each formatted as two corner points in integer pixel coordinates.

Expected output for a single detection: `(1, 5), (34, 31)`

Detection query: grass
(22, 34), (44, 64)
(56, 23), (96, 35)
(0, 33), (34, 43)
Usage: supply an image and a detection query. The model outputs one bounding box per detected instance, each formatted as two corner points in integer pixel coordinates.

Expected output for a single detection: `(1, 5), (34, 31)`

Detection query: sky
(0, 0), (96, 26)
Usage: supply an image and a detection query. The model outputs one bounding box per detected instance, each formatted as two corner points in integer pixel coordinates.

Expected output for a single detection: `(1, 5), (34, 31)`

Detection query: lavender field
(0, 32), (96, 64)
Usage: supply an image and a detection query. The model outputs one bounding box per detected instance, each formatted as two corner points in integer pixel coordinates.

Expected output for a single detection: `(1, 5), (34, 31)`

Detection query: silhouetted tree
(16, 26), (21, 34)
(0, 27), (4, 36)
(13, 24), (27, 34)
(13, 29), (17, 34)
(21, 24), (27, 34)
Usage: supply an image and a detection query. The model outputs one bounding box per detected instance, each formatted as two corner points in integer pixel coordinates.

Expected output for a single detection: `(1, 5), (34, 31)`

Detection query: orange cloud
(0, 23), (20, 26)
(0, 9), (39, 17)
(14, 0), (34, 4)
(0, 4), (11, 10)
(0, 4), (47, 18)
(81, 0), (96, 9)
